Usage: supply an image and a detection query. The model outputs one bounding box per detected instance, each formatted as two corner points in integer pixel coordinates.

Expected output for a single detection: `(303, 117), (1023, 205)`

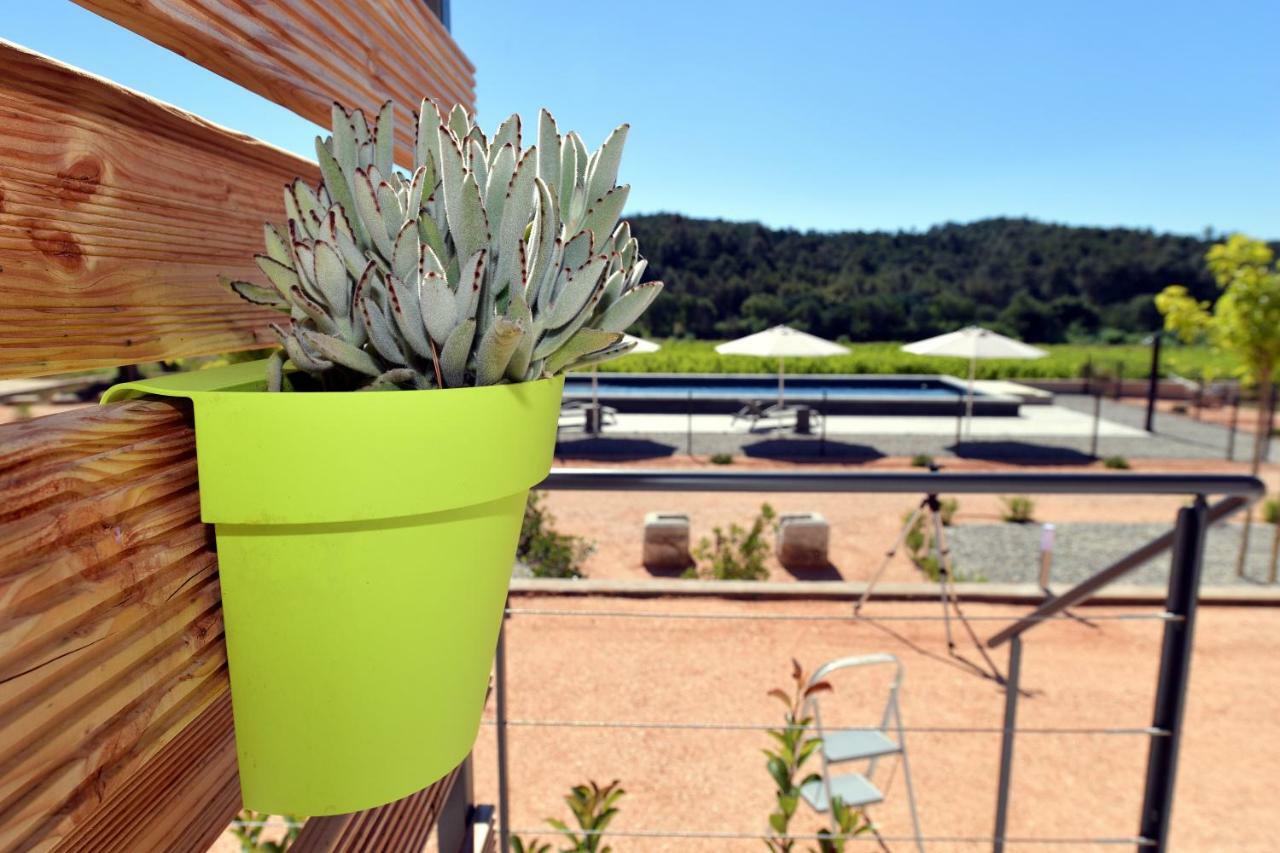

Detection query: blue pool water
(564, 379), (964, 399)
(557, 373), (1016, 416)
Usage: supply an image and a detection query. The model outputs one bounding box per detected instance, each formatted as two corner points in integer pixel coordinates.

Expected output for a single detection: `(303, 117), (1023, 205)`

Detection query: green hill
(626, 214), (1220, 343)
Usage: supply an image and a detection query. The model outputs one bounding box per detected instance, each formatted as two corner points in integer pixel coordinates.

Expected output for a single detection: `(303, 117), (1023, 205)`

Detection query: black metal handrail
(540, 468), (1265, 497)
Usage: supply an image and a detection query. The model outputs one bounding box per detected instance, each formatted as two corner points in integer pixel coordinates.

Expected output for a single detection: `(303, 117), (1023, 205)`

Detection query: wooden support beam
(293, 764), (460, 853)
(0, 42), (315, 378)
(72, 0), (476, 166)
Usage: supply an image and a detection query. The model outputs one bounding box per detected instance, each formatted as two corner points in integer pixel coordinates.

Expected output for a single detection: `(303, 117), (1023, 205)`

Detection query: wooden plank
(0, 403), (467, 851)
(0, 41), (316, 378)
(72, 0), (476, 166)
(0, 398), (232, 851)
(293, 765), (460, 853)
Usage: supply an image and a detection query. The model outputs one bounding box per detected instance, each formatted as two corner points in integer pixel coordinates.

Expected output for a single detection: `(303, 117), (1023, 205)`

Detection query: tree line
(626, 214), (1226, 342)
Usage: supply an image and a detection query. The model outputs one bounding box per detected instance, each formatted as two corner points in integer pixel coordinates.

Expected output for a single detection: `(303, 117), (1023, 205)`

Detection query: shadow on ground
(555, 436), (677, 460)
(742, 439), (885, 463)
(948, 440), (1095, 465)
(778, 562), (845, 581)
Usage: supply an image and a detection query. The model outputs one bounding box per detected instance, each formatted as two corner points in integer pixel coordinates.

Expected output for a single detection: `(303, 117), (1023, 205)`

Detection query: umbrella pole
(965, 353), (977, 438)
(778, 358), (785, 408)
(591, 368), (600, 434)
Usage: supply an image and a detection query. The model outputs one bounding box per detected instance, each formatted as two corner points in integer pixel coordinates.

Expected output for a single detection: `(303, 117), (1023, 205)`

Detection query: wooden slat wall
(0, 401), (467, 851)
(2, 1), (478, 847)
(72, 0), (476, 168)
(0, 42), (309, 379)
(0, 0), (476, 381)
(0, 399), (224, 851)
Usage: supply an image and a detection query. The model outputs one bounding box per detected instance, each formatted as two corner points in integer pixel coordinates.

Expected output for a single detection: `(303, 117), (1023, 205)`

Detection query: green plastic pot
(104, 360), (563, 816)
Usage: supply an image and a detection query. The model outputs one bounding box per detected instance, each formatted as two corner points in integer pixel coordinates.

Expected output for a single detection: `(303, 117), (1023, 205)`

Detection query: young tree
(1155, 234), (1280, 579)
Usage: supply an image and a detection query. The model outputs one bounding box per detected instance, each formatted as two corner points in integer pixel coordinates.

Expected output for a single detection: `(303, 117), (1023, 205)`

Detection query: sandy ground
(540, 456), (1280, 585)
(471, 595), (1280, 852)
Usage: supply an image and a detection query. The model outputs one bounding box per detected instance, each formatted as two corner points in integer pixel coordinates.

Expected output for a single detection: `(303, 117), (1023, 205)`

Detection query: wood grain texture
(0, 41), (312, 379)
(72, 0), (476, 166)
(0, 402), (466, 851)
(293, 764), (460, 853)
(0, 398), (226, 852)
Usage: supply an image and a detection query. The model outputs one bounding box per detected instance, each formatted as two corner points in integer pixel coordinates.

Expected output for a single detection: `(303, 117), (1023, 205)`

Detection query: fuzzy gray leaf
(392, 221), (420, 282)
(359, 297), (407, 365)
(226, 277), (288, 310)
(299, 329), (379, 376)
(255, 254), (301, 298)
(387, 274), (432, 359)
(585, 124), (629, 211)
(544, 328), (622, 375)
(373, 100), (394, 175)
(312, 240), (351, 316)
(475, 316), (524, 386)
(419, 270), (456, 344)
(537, 109), (560, 193)
(547, 255), (607, 329)
(315, 136), (364, 247)
(598, 281), (663, 332)
(441, 318), (476, 387)
(581, 185), (630, 248)
(353, 168), (392, 256)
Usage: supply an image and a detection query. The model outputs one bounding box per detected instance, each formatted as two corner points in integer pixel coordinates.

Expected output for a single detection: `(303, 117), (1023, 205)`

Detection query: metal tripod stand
(853, 489), (1003, 681)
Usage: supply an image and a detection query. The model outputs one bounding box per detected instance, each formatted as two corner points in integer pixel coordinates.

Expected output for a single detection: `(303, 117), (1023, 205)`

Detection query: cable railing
(485, 468), (1262, 853)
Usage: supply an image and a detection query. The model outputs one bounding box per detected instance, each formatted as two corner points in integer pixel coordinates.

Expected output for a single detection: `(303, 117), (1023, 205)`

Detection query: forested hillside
(627, 215), (1221, 342)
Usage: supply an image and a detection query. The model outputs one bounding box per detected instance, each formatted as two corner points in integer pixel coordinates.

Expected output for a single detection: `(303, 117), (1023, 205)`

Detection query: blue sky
(5, 1), (1278, 236)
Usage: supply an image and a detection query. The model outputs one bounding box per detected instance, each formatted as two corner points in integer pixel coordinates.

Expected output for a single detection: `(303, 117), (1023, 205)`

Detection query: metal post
(437, 757), (475, 853)
(820, 390), (827, 457)
(1144, 334), (1162, 432)
(1138, 496), (1208, 849)
(992, 636), (1022, 853)
(686, 391), (693, 457)
(1090, 388), (1102, 459)
(1226, 384), (1240, 461)
(1114, 360), (1124, 400)
(495, 615), (511, 853)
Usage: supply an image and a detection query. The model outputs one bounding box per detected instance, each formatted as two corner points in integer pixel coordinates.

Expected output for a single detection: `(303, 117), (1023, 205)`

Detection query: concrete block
(776, 512), (830, 570)
(644, 512), (693, 571)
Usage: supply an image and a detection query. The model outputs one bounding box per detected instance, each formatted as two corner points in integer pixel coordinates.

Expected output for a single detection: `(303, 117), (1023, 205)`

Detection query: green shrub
(1264, 498), (1279, 525)
(230, 811), (301, 852)
(710, 451), (735, 465)
(519, 492), (594, 579)
(591, 340), (1238, 382)
(1001, 496), (1036, 524)
(1103, 455), (1131, 469)
(939, 497), (959, 526)
(763, 660), (869, 852)
(512, 780), (625, 853)
(688, 503), (775, 580)
(910, 453), (934, 468)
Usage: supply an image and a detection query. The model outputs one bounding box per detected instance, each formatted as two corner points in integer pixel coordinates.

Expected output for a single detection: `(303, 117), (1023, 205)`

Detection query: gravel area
(1056, 394), (1277, 463)
(947, 521), (1279, 586)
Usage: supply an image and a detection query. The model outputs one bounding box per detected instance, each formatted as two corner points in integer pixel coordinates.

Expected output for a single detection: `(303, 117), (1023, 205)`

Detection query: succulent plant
(223, 101), (662, 391)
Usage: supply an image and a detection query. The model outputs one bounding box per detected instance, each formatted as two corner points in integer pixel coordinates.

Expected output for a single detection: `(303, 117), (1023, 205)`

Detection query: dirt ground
(540, 455), (1280, 585)
(471, 595), (1280, 851)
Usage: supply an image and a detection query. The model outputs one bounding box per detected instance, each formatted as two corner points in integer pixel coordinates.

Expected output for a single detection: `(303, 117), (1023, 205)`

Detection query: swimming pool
(562, 373), (1022, 416)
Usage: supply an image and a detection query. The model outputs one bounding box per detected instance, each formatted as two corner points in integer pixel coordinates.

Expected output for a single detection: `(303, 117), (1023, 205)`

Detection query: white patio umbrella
(590, 334), (660, 408)
(715, 325), (850, 406)
(901, 326), (1046, 436)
